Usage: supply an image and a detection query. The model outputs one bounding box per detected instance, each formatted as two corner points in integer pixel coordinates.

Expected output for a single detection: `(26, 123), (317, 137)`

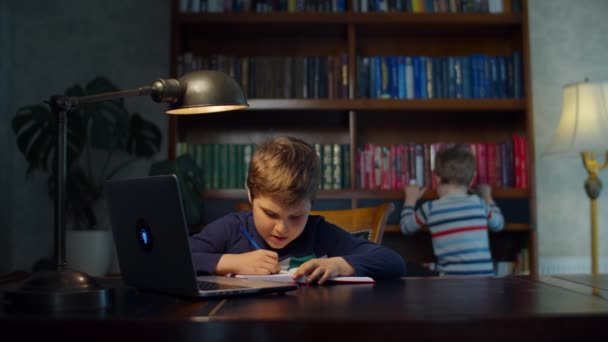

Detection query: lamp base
(3, 268), (111, 313)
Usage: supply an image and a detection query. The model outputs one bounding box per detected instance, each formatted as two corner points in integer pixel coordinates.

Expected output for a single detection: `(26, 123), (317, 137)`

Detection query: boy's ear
(246, 187), (252, 204)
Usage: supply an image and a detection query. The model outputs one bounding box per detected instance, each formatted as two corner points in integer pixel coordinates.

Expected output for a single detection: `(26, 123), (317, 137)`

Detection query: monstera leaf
(11, 76), (162, 230)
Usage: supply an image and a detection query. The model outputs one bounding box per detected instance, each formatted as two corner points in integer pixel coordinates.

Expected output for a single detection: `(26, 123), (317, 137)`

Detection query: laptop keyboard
(197, 281), (247, 291)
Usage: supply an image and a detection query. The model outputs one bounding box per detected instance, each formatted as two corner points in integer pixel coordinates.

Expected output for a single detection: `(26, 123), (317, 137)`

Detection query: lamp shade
(166, 70), (249, 115)
(544, 80), (608, 157)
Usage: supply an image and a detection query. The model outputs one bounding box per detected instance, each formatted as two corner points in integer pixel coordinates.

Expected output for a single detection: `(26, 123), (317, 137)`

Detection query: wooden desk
(2, 277), (608, 341)
(540, 274), (608, 300)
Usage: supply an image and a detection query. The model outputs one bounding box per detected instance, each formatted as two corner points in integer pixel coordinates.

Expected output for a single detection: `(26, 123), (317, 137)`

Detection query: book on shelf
(354, 138), (527, 191)
(179, 0), (516, 15)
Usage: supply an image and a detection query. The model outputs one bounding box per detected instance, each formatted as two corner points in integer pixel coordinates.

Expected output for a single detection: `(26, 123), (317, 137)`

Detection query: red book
(400, 144), (409, 190)
(365, 143), (375, 190)
(486, 143), (497, 187)
(357, 148), (363, 189)
(408, 144), (417, 185)
(390, 144), (398, 190)
(423, 144), (432, 188)
(494, 142), (503, 188)
(513, 134), (522, 188)
(513, 134), (528, 189)
(381, 145), (391, 190)
(475, 143), (488, 185)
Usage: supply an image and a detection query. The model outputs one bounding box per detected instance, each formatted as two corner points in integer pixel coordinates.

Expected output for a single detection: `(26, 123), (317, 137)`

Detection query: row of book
(177, 143), (255, 190)
(178, 52), (523, 100)
(355, 0), (520, 13)
(355, 135), (528, 191)
(176, 136), (527, 191)
(178, 0), (521, 14)
(356, 53), (523, 100)
(179, 0), (347, 13)
(179, 53), (349, 99)
(176, 143), (352, 190)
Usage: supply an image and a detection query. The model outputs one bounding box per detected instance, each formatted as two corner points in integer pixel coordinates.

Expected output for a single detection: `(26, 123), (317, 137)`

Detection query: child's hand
(404, 184), (426, 206)
(216, 250), (280, 275)
(292, 257), (355, 285)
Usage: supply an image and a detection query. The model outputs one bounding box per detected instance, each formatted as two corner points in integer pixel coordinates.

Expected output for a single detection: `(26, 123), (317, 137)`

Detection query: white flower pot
(66, 230), (113, 277)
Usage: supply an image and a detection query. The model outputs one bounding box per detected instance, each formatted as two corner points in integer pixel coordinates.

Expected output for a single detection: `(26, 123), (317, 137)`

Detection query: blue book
(390, 56), (400, 99)
(489, 56), (498, 98)
(380, 56), (390, 98)
(498, 55), (507, 98)
(374, 56), (383, 99)
(405, 56), (414, 99)
(462, 56), (472, 99)
(448, 56), (456, 99)
(398, 56), (406, 99)
(432, 57), (443, 99)
(454, 57), (463, 99)
(412, 56), (421, 99)
(420, 56), (428, 99)
(512, 51), (523, 98)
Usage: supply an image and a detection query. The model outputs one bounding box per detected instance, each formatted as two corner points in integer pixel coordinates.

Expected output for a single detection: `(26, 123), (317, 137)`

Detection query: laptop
(104, 174), (297, 298)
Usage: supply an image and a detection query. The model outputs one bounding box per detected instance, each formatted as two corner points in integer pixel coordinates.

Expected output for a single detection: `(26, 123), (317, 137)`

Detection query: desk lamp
(4, 70), (248, 312)
(544, 79), (608, 275)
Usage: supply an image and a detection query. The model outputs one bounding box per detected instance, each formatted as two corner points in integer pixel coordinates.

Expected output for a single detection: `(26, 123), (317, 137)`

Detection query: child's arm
(477, 185), (504, 231)
(400, 185), (427, 235)
(215, 250), (281, 276)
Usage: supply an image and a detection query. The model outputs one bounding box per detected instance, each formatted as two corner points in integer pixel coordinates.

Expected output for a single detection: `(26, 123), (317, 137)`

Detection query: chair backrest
(234, 202), (394, 244)
(310, 203), (394, 244)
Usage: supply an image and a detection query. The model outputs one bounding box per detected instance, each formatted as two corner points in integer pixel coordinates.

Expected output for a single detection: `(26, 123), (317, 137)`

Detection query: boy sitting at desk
(189, 136), (406, 284)
(400, 144), (504, 276)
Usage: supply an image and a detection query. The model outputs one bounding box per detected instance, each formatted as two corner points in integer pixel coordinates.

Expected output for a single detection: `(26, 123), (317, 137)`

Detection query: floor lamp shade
(544, 81), (608, 156)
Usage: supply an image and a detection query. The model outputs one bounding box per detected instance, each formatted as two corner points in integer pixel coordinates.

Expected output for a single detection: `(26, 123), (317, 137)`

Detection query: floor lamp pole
(582, 151), (607, 276)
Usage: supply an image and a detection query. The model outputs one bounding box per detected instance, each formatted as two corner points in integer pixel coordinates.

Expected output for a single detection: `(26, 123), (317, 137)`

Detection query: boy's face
(250, 194), (311, 249)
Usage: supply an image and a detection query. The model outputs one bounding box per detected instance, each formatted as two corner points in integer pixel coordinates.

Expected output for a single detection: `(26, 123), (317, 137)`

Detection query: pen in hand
(240, 226), (261, 250)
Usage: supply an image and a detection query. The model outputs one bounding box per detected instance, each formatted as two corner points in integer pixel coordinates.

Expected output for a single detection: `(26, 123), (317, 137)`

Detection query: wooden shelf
(178, 12), (522, 26)
(202, 188), (530, 200)
(384, 222), (531, 233)
(247, 99), (526, 111)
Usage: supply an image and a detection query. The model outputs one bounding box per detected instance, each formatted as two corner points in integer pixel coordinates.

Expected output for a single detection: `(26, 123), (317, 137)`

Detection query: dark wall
(1, 0), (171, 273)
(1, 0), (11, 273)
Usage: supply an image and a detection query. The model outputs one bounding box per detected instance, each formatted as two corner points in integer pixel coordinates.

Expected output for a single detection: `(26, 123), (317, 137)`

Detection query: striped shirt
(400, 193), (504, 276)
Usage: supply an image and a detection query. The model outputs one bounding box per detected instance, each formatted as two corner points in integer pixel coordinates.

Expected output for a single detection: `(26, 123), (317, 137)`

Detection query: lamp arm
(69, 78), (184, 107)
(73, 86), (155, 105)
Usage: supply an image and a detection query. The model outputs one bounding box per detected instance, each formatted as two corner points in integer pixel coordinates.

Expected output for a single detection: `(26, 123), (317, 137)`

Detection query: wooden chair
(234, 202), (394, 245)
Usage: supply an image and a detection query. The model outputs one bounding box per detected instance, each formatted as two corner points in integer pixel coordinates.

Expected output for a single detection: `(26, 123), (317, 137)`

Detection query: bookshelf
(169, 0), (535, 275)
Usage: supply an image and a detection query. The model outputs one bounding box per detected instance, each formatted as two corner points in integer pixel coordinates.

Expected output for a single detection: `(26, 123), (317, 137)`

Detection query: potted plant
(12, 76), (162, 275)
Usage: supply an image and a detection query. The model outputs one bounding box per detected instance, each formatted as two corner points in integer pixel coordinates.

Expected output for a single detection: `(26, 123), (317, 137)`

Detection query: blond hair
(435, 144), (476, 186)
(247, 136), (321, 207)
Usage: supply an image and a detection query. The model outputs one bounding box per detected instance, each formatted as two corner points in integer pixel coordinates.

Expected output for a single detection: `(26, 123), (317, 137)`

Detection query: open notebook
(235, 268), (375, 284)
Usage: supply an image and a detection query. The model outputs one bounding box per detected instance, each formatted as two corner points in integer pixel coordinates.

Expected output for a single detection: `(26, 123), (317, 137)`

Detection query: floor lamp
(544, 79), (608, 276)
(4, 70), (249, 312)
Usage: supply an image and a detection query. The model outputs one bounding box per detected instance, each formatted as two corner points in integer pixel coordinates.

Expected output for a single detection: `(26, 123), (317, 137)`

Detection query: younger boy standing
(190, 136), (406, 284)
(400, 144), (504, 276)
